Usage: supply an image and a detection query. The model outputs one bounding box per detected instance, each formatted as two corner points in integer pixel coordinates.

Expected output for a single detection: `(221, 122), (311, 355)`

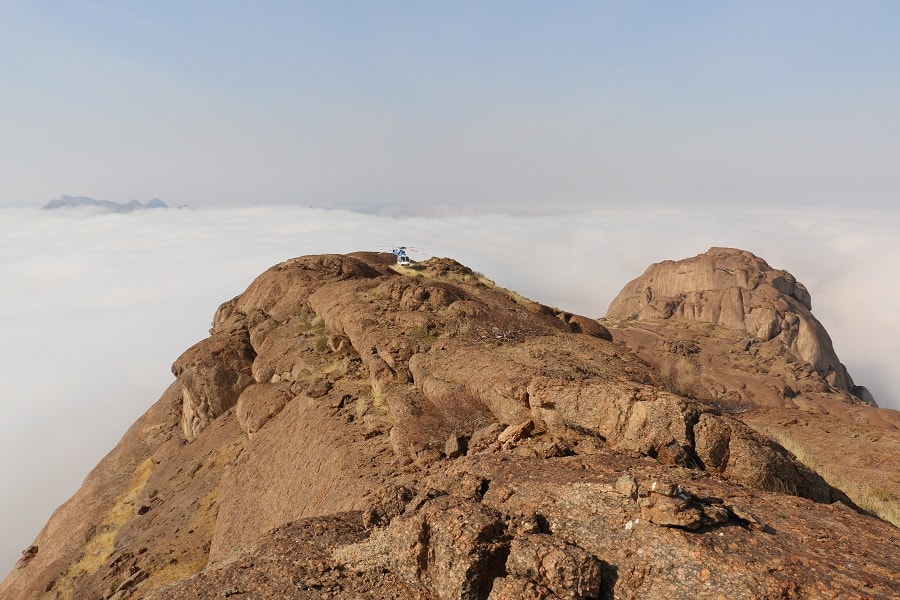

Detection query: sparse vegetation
(56, 457), (155, 597)
(294, 306), (327, 335)
(314, 334), (328, 352)
(751, 424), (900, 527)
(657, 356), (711, 401)
(355, 381), (393, 431)
(138, 439), (245, 593)
(705, 398), (752, 415)
(410, 324), (439, 342)
(465, 308), (544, 344)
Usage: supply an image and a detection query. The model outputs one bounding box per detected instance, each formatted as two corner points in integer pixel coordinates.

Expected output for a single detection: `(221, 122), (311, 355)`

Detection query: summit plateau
(2, 249), (898, 599)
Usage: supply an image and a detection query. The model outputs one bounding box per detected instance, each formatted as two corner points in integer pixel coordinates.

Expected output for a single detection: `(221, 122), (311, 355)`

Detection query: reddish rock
(3, 251), (898, 600)
(606, 247), (858, 393)
(498, 420), (535, 449)
(503, 534), (602, 599)
(604, 248), (900, 526)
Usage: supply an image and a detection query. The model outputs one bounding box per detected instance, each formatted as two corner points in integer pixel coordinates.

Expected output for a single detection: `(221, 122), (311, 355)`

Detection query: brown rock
(336, 495), (508, 600)
(488, 577), (554, 599)
(604, 249), (900, 525)
(5, 251), (898, 600)
(362, 485), (414, 528)
(504, 534), (602, 599)
(445, 434), (465, 459)
(172, 330), (256, 441)
(639, 493), (704, 529)
(614, 472), (638, 500)
(498, 420), (535, 449)
(566, 314), (613, 341)
(305, 377), (332, 398)
(606, 247), (858, 394)
(16, 546), (37, 568)
(235, 382), (292, 438)
(468, 423), (505, 454)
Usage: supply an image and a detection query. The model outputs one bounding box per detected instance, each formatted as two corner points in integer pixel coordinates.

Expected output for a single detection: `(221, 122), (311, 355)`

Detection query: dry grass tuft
(356, 381), (394, 430)
(657, 356), (712, 401)
(752, 424), (900, 527)
(141, 438), (245, 592)
(56, 458), (155, 597)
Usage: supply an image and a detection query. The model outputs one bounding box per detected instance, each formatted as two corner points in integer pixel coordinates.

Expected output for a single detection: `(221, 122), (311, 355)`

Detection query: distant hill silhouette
(42, 195), (168, 213)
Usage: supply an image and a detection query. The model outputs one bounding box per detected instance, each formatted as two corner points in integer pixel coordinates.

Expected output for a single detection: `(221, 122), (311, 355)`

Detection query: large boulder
(606, 247), (855, 391)
(171, 330), (256, 441)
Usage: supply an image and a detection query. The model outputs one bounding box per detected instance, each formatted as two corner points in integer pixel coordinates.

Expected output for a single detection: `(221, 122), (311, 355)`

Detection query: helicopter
(390, 245), (423, 267)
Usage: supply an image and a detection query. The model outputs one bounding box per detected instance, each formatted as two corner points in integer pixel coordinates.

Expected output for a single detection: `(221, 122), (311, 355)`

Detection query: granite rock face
(603, 247), (900, 530)
(3, 251), (898, 600)
(606, 247), (857, 392)
(172, 330), (256, 441)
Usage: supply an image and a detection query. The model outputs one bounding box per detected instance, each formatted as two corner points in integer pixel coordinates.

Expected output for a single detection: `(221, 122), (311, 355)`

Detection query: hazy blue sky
(2, 1), (899, 212)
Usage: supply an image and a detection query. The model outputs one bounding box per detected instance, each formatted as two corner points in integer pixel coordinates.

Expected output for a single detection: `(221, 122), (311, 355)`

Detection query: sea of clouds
(1, 204), (897, 575)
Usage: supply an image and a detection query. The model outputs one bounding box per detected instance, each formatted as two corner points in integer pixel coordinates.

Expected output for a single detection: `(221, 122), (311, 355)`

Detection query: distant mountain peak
(42, 195), (168, 213)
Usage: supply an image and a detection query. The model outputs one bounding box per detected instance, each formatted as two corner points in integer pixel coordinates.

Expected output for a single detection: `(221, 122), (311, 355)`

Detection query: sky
(2, 1), (899, 213)
(1, 0), (899, 580)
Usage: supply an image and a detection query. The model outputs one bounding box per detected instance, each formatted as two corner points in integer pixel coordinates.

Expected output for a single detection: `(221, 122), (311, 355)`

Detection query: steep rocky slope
(2, 251), (898, 599)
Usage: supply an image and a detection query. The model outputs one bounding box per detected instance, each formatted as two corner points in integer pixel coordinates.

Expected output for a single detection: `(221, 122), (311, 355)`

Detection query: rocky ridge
(2, 251), (898, 599)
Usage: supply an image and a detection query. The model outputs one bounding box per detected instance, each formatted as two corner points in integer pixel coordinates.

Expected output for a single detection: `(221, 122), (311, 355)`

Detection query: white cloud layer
(1, 205), (897, 575)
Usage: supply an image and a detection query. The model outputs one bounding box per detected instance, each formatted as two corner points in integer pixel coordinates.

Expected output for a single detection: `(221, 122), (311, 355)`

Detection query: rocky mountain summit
(606, 247), (865, 398)
(2, 250), (898, 599)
